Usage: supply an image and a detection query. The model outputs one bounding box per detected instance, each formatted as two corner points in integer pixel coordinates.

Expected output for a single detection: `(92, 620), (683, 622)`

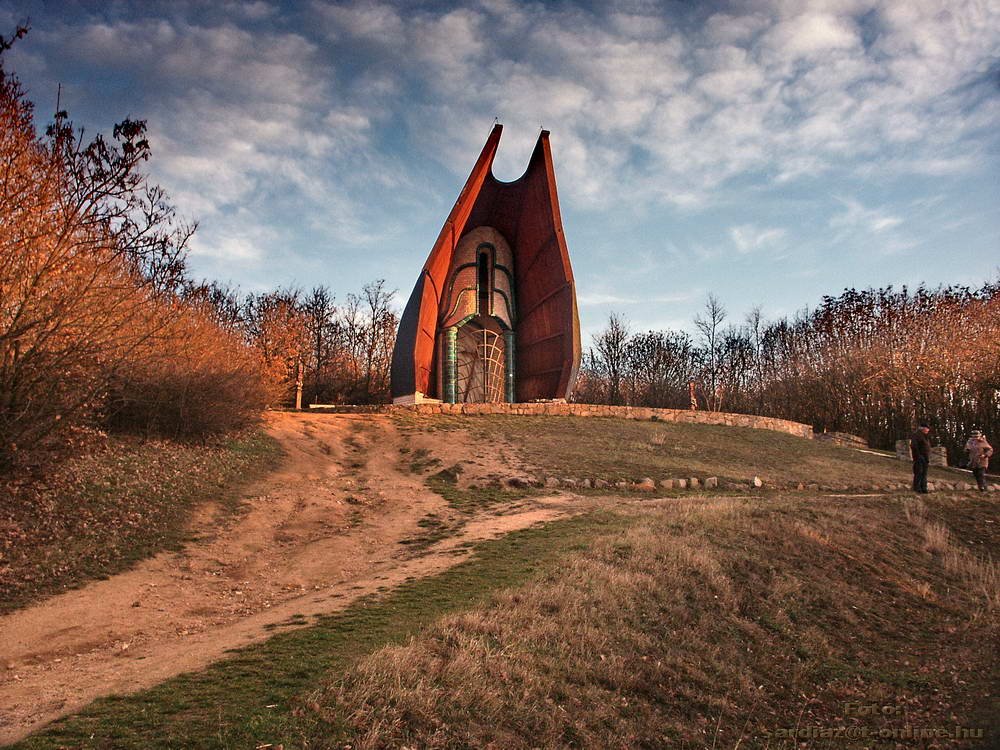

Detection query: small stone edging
(309, 402), (814, 440)
(507, 475), (998, 494)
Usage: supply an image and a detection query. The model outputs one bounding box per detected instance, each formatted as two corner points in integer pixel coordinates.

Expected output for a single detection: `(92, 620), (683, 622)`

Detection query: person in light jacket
(964, 430), (993, 492)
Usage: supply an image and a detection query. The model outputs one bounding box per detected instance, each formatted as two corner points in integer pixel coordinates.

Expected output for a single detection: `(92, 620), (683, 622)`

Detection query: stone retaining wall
(815, 431), (868, 448)
(894, 440), (948, 467)
(310, 402), (813, 439)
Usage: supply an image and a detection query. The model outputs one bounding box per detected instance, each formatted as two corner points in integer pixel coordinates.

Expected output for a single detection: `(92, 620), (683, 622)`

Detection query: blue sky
(3, 0), (998, 340)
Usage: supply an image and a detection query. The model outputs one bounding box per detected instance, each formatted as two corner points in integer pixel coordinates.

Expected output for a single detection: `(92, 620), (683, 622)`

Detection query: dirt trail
(0, 412), (577, 745)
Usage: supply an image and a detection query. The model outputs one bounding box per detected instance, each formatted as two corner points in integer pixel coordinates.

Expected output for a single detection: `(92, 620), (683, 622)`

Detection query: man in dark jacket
(910, 423), (931, 493)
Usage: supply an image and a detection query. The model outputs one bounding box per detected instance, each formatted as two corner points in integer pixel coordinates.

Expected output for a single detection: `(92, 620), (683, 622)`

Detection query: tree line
(189, 280), (398, 409)
(6, 25), (994, 471)
(576, 284), (1000, 461)
(0, 31), (394, 472)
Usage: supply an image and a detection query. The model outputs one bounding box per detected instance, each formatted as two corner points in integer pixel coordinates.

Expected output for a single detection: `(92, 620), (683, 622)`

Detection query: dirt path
(0, 412), (578, 745)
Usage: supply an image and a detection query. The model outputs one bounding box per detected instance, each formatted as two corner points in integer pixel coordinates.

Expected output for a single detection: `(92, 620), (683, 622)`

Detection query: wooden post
(295, 360), (303, 410)
(688, 380), (697, 411)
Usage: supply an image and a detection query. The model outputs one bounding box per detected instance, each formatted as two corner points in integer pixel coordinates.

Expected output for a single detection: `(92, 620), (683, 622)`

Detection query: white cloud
(294, 0), (1000, 216)
(730, 225), (787, 254)
(315, 1), (405, 45)
(763, 12), (860, 61)
(577, 292), (635, 306)
(10, 0), (997, 299)
(830, 197), (904, 234)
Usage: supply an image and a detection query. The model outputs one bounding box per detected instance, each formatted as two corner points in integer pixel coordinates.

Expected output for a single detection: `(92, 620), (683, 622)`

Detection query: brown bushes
(0, 34), (272, 469)
(103, 301), (274, 437)
(579, 284), (1000, 460)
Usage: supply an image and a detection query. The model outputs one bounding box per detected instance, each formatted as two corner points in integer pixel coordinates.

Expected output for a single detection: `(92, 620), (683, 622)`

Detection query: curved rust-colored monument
(391, 125), (581, 404)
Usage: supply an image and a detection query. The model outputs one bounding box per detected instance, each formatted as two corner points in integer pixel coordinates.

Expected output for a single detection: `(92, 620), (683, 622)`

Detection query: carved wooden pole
(295, 360), (303, 410)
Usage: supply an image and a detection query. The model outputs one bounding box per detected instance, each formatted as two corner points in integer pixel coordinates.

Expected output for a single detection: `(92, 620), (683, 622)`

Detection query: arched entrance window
(438, 227), (516, 403)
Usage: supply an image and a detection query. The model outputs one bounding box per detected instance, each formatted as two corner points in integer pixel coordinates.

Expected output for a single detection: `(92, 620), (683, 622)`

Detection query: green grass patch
(405, 446), (441, 474)
(426, 473), (532, 513)
(398, 512), (454, 550)
(13, 512), (628, 750)
(0, 430), (281, 615)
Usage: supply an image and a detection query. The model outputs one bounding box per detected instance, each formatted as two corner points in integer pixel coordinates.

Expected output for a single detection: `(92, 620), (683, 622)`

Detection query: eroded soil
(0, 412), (577, 744)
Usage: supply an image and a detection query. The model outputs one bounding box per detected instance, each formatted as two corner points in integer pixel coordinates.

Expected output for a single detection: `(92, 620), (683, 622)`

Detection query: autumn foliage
(0, 33), (273, 469)
(577, 284), (1000, 461)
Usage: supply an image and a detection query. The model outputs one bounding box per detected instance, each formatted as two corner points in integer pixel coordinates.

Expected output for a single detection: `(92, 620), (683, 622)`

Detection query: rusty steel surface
(391, 125), (581, 402)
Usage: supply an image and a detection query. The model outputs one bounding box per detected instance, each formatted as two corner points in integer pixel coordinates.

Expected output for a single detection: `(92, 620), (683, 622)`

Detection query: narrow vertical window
(477, 250), (490, 316)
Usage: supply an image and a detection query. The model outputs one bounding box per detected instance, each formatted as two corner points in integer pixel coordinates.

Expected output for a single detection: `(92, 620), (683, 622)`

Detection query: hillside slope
(5, 412), (997, 749)
(311, 494), (998, 748)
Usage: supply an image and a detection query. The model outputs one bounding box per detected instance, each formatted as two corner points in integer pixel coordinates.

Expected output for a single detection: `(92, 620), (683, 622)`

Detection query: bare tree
(694, 294), (727, 411)
(593, 314), (631, 405)
(626, 330), (696, 407)
(300, 286), (340, 404)
(745, 305), (766, 411)
(358, 279), (397, 401)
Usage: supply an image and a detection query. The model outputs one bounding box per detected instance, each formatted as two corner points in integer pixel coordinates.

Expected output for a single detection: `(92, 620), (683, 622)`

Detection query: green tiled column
(444, 326), (458, 404)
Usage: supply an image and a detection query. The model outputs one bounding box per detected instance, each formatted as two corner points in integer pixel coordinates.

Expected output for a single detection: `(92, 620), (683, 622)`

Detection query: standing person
(910, 423), (932, 494)
(964, 430), (993, 492)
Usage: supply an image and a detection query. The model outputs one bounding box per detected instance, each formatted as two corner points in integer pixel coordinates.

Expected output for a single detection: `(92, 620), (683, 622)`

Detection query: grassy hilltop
(9, 414), (998, 750)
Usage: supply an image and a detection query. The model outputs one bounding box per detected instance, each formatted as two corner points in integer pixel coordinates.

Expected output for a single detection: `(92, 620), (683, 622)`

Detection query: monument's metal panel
(391, 125), (581, 404)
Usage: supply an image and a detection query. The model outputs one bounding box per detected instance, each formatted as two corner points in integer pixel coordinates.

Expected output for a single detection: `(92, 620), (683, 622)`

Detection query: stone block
(751, 476), (763, 488)
(675, 479), (687, 489)
(659, 479), (674, 490)
(689, 477), (701, 489)
(704, 477), (718, 489)
(545, 476), (560, 488)
(634, 478), (656, 492)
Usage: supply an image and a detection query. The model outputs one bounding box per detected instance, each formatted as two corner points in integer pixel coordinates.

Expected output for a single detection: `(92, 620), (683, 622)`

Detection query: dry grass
(304, 495), (999, 749)
(907, 498), (999, 614)
(922, 521), (952, 555)
(428, 414), (962, 488)
(11, 415), (998, 749)
(0, 430), (280, 613)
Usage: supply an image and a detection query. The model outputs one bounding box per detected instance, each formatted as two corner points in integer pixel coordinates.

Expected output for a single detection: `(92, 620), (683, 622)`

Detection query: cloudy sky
(3, 0), (998, 338)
